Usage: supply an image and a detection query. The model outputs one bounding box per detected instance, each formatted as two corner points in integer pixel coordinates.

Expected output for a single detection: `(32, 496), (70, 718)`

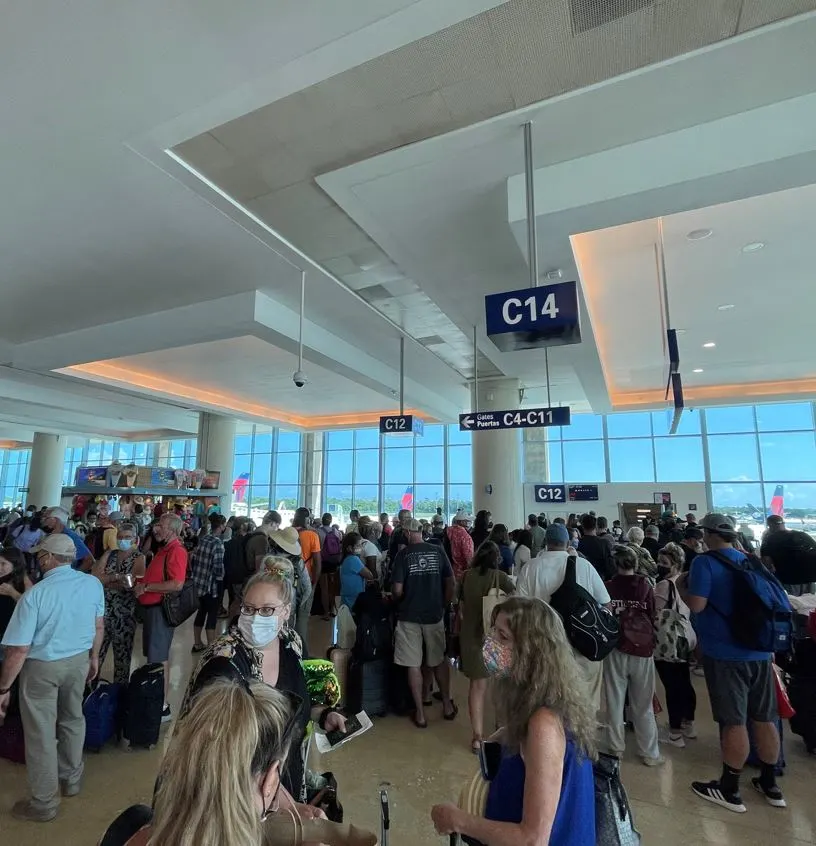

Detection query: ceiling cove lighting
(742, 241), (765, 253)
(693, 368), (704, 373)
(686, 228), (713, 241)
(703, 342), (716, 348)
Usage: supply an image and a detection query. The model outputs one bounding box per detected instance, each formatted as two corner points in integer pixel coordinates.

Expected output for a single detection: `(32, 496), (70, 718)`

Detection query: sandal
(443, 702), (459, 722)
(411, 713), (428, 729)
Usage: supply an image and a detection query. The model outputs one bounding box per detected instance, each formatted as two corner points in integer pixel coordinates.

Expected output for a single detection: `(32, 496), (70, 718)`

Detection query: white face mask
(238, 613), (281, 648)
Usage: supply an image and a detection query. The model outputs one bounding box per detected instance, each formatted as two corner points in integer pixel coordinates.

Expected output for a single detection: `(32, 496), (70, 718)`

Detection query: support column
(27, 432), (66, 508)
(471, 378), (523, 527)
(197, 413), (236, 509)
(300, 432), (324, 516)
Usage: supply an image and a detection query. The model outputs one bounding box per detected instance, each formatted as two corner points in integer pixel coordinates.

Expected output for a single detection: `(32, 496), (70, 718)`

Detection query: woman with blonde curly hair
(431, 597), (596, 845)
(177, 557), (346, 805)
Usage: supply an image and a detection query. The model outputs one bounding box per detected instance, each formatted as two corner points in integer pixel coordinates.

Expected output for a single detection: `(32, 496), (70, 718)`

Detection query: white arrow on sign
(461, 416), (474, 429)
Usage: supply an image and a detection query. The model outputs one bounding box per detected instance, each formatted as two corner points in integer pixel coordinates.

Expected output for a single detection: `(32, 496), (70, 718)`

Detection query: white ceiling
(574, 183), (816, 402)
(1, 1), (815, 445)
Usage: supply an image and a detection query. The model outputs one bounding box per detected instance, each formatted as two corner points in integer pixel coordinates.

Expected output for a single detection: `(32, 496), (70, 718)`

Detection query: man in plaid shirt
(190, 513), (226, 652)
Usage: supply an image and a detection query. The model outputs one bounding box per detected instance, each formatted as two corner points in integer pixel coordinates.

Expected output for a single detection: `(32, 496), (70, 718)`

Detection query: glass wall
(0, 448), (31, 508)
(232, 426), (302, 516)
(538, 401), (816, 520)
(323, 424), (473, 522)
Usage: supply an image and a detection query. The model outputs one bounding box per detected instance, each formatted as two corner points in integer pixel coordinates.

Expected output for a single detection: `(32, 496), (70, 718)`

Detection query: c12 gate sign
(534, 484), (567, 503)
(459, 406), (571, 431)
(485, 281), (581, 352)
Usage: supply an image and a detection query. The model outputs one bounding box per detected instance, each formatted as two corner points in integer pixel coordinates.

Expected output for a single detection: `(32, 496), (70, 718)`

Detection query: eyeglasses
(240, 603), (283, 618)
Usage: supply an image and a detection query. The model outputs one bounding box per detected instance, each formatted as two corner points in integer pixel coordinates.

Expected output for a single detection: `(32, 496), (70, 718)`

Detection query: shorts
(141, 604), (175, 664)
(394, 620), (446, 668)
(702, 655), (777, 726)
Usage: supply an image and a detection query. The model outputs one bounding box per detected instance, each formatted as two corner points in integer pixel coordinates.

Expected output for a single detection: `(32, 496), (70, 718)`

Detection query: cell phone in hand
(325, 713), (361, 747)
(479, 741), (502, 781)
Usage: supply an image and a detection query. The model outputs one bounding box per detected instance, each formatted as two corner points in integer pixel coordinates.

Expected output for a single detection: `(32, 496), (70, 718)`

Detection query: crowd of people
(0, 495), (811, 843)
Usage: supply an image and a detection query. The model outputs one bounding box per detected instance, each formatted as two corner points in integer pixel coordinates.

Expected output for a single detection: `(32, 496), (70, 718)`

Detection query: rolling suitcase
(84, 680), (124, 752)
(327, 617), (352, 708)
(123, 663), (164, 749)
(0, 712), (25, 764)
(346, 658), (389, 717)
(788, 674), (816, 753)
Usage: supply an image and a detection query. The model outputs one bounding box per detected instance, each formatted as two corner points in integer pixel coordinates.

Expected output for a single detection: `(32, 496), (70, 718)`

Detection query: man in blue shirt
(0, 532), (105, 822)
(679, 513), (784, 815)
(42, 506), (94, 572)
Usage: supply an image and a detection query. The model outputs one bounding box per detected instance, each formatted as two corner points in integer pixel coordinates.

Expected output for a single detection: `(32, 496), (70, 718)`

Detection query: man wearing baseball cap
(679, 513), (785, 814)
(41, 506), (94, 573)
(0, 533), (104, 821)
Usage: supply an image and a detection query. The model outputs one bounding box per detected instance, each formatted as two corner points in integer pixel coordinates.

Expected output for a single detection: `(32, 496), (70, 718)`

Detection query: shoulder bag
(161, 554), (198, 628)
(482, 568), (507, 633)
(654, 581), (696, 663)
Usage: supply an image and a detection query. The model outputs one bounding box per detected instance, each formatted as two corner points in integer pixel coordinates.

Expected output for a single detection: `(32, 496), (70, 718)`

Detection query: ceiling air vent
(357, 284), (392, 303)
(571, 0), (654, 35)
(415, 335), (446, 347)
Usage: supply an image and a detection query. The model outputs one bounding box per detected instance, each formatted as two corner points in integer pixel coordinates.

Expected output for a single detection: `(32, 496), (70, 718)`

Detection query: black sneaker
(691, 781), (747, 813)
(752, 777), (786, 808)
(161, 704), (173, 724)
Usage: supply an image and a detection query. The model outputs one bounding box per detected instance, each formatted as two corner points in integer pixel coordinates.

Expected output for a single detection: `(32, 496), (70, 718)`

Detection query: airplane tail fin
(769, 484), (784, 517)
(400, 486), (414, 512)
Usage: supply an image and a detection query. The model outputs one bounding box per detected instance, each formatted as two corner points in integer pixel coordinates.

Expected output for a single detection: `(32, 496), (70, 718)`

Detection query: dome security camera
(292, 369), (308, 388)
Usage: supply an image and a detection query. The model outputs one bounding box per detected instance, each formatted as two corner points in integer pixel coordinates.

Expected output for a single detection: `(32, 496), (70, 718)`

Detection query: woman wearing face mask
(99, 679), (304, 845)
(431, 597), (597, 845)
(92, 522), (146, 684)
(339, 532), (376, 611)
(179, 560), (347, 803)
(653, 542), (697, 748)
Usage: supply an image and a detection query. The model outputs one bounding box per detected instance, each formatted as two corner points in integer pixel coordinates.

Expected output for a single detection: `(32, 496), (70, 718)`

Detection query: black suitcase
(346, 658), (389, 717)
(788, 674), (816, 753)
(123, 663), (164, 749)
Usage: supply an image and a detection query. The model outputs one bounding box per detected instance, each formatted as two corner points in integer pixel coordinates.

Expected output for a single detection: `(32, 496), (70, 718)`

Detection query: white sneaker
(641, 755), (666, 767)
(665, 733), (686, 748)
(682, 720), (697, 739)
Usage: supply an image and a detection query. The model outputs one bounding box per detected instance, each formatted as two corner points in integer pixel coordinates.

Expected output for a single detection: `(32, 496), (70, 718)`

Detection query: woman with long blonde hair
(99, 679), (299, 845)
(431, 597), (597, 845)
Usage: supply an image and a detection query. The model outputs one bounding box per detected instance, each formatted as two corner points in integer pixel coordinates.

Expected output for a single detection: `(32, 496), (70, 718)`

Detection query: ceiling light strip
(164, 149), (469, 381)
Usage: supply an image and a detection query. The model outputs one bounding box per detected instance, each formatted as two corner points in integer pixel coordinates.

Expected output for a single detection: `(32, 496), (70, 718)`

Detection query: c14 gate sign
(459, 406), (571, 431)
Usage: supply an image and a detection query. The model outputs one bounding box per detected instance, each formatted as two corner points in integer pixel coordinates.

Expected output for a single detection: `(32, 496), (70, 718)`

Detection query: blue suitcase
(84, 680), (123, 752)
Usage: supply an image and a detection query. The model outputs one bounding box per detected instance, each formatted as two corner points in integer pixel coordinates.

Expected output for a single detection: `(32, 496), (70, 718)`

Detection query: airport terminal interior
(2, 1), (816, 844)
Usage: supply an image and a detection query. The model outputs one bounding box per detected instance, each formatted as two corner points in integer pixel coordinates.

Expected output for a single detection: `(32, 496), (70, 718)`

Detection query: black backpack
(550, 556), (620, 662)
(223, 534), (250, 584)
(769, 531), (816, 585)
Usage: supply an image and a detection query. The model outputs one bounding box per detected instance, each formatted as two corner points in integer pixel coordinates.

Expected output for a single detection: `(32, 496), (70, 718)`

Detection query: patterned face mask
(482, 635), (513, 677)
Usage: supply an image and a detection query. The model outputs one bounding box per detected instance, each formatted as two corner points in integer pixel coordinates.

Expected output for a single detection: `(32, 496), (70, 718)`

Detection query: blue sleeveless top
(484, 736), (595, 845)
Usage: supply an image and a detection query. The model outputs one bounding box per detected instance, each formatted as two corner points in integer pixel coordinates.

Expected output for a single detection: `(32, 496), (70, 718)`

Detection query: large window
(323, 424), (472, 521)
(525, 402), (816, 522)
(0, 449), (31, 508)
(230, 426), (302, 516)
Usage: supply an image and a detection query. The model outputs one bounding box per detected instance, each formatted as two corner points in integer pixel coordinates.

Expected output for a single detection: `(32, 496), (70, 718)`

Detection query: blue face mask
(118, 539), (134, 551)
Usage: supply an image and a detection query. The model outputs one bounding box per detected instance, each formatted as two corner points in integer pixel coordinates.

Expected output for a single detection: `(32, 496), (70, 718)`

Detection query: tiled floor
(2, 617), (815, 844)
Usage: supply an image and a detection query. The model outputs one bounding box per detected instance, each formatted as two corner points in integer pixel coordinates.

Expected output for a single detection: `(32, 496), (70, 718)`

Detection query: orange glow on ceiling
(61, 362), (429, 429)
(571, 230), (816, 410)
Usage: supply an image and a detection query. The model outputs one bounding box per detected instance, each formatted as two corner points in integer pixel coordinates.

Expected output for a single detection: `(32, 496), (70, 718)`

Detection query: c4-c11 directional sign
(459, 406), (570, 431)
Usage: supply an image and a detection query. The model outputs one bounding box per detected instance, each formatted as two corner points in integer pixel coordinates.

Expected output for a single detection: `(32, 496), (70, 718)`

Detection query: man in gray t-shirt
(391, 520), (456, 728)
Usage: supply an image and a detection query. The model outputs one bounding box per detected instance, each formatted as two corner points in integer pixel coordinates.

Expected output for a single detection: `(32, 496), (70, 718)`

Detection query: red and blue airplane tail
(400, 486), (414, 512)
(232, 472), (250, 503)
(768, 484), (784, 517)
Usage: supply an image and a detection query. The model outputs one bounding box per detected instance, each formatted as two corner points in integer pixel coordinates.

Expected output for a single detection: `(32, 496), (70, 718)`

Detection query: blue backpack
(708, 550), (793, 654)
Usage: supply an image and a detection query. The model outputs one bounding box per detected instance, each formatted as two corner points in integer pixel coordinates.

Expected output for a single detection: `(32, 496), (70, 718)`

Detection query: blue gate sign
(534, 484), (566, 504)
(459, 406), (570, 431)
(379, 414), (424, 436)
(485, 281), (581, 352)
